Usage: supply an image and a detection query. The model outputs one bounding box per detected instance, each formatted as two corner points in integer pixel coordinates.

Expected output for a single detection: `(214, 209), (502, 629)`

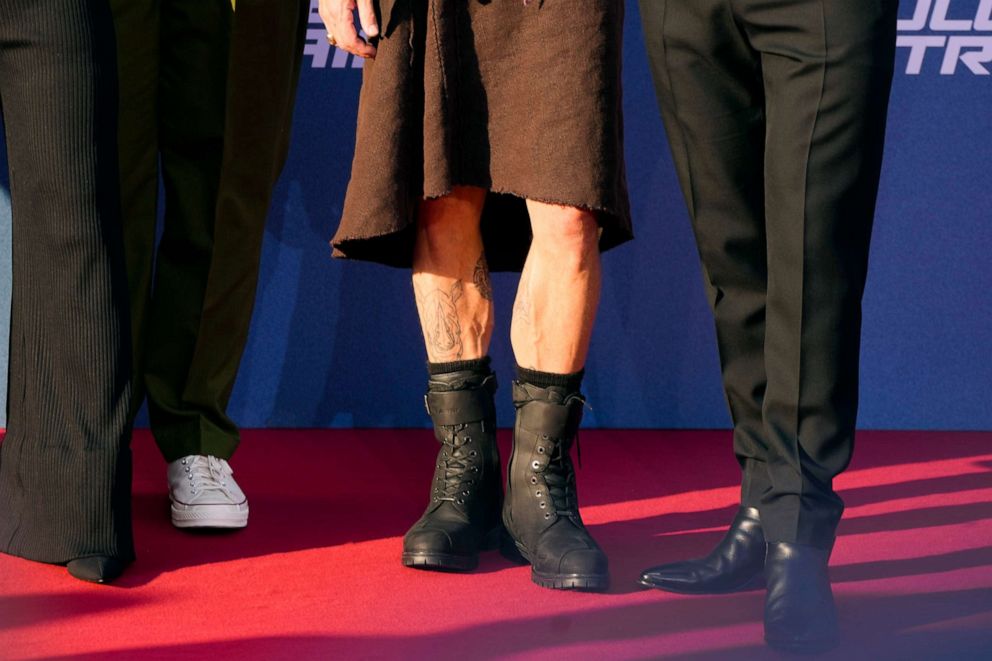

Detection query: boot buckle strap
(425, 388), (495, 426)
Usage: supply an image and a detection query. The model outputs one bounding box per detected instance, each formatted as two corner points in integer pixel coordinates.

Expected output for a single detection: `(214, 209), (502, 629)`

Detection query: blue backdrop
(1, 0), (990, 430)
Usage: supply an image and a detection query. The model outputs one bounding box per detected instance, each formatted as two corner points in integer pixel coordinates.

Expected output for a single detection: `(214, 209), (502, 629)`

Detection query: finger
(335, 11), (376, 59)
(358, 0), (379, 39)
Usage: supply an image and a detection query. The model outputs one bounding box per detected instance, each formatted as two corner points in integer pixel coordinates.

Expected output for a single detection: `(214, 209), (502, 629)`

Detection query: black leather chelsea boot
(763, 542), (840, 652)
(640, 506), (765, 594)
(502, 381), (608, 591)
(402, 369), (502, 571)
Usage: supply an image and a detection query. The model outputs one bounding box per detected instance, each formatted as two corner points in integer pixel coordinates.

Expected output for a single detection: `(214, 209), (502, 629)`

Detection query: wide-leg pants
(110, 0), (307, 461)
(0, 0), (134, 563)
(640, 0), (898, 548)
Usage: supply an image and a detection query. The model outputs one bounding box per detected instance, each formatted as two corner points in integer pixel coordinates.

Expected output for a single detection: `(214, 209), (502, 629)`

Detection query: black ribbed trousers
(111, 0), (307, 462)
(639, 0), (898, 548)
(0, 0), (134, 563)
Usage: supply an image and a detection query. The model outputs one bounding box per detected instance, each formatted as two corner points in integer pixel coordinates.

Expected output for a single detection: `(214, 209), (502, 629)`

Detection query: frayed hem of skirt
(330, 183), (633, 273)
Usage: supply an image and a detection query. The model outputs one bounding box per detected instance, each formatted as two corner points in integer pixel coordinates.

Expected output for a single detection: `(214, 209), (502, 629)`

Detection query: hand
(319, 0), (379, 60)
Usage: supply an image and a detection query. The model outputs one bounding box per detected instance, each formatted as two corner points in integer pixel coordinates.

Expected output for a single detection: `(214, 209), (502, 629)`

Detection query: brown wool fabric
(332, 0), (632, 272)
(0, 0), (135, 564)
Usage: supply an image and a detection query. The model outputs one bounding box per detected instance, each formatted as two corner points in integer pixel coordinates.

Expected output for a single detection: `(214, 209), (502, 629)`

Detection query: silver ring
(326, 31), (337, 47)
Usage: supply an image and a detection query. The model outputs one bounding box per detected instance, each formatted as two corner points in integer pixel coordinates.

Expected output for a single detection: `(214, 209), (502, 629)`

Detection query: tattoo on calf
(417, 279), (465, 361)
(473, 253), (493, 301)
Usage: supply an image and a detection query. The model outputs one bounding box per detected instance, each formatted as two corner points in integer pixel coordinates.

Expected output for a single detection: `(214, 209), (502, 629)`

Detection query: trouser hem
(151, 419), (239, 463)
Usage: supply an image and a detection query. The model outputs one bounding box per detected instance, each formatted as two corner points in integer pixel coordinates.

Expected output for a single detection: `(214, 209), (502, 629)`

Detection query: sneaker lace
(183, 456), (235, 495)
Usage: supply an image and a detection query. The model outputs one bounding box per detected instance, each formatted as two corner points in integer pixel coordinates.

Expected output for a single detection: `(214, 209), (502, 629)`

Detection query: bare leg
(405, 187), (503, 573)
(502, 201), (608, 592)
(412, 186), (493, 362)
(511, 202), (601, 373)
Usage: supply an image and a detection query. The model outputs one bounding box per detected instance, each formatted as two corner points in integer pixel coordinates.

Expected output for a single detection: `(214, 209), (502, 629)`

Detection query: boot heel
(499, 529), (529, 565)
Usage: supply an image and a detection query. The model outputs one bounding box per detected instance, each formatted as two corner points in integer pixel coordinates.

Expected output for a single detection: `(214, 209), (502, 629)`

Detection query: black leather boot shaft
(402, 370), (502, 571)
(640, 506), (765, 594)
(502, 381), (608, 591)
(764, 542), (839, 652)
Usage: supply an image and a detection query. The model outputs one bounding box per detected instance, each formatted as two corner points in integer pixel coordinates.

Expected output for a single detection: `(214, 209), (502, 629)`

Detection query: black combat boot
(502, 380), (609, 591)
(402, 365), (503, 571)
(639, 506), (765, 594)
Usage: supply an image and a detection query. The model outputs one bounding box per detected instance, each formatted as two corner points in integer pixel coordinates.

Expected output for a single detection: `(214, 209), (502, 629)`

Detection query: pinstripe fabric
(0, 0), (135, 564)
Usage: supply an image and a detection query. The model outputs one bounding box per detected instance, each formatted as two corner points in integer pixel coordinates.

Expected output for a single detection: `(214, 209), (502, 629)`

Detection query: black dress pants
(110, 0), (308, 461)
(639, 0), (898, 548)
(0, 0), (134, 563)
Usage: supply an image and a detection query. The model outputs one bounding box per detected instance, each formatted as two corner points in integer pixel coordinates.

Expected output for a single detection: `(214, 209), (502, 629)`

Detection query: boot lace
(537, 434), (579, 518)
(433, 425), (479, 505)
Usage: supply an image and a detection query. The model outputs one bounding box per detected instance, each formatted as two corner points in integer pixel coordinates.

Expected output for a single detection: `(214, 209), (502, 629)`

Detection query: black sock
(516, 364), (585, 393)
(428, 356), (492, 376)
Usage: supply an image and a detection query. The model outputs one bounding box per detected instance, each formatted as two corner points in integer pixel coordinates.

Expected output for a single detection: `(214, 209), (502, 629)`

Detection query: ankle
(515, 365), (585, 394)
(427, 357), (496, 393)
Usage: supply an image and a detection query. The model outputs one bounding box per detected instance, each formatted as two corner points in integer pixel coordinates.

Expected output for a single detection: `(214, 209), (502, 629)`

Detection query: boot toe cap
(557, 547), (608, 576)
(403, 528), (455, 554)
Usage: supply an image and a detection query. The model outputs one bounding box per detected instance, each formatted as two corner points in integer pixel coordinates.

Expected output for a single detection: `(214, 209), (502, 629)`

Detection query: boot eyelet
(544, 513), (552, 519)
(531, 461), (541, 470)
(457, 499), (465, 504)
(539, 502), (547, 509)
(535, 491), (542, 497)
(537, 447), (545, 454)
(541, 434), (549, 440)
(470, 451), (477, 457)
(462, 490), (470, 496)
(530, 477), (538, 484)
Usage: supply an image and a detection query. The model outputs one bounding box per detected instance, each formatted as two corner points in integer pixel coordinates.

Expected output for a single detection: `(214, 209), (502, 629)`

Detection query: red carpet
(1, 430), (990, 660)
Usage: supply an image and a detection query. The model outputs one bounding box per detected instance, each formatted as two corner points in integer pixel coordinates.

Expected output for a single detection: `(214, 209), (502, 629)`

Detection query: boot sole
(764, 635), (839, 654)
(638, 572), (765, 595)
(402, 552), (479, 572)
(501, 535), (609, 592)
(532, 570), (610, 592)
(402, 526), (502, 573)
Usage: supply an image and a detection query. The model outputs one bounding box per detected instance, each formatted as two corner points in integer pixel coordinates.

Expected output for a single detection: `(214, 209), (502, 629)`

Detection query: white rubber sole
(171, 501), (249, 529)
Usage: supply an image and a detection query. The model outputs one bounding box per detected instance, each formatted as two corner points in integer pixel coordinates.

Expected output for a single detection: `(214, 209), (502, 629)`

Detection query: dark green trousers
(639, 0), (898, 548)
(111, 0), (307, 462)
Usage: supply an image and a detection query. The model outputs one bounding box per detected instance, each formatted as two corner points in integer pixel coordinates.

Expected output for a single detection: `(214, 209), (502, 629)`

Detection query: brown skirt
(331, 0), (632, 272)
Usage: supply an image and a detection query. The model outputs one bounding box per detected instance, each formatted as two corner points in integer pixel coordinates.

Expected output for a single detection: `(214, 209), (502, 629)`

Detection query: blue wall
(2, 0), (990, 430)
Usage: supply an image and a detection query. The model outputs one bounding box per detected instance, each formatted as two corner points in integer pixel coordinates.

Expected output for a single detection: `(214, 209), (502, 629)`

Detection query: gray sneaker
(168, 455), (249, 529)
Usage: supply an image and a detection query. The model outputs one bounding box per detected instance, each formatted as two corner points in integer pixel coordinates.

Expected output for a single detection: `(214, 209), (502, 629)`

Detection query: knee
(418, 208), (462, 253)
(530, 207), (600, 265)
(416, 189), (484, 255)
